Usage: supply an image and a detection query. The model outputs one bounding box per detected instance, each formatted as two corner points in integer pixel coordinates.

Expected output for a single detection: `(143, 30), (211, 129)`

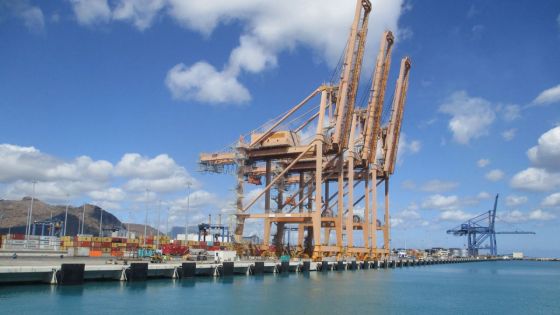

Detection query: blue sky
(1, 0), (559, 257)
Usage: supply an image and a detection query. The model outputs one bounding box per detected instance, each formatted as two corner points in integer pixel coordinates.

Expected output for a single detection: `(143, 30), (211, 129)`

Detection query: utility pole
(99, 207), (104, 237)
(25, 180), (36, 248)
(81, 204), (86, 235)
(166, 207), (170, 238)
(143, 189), (150, 247)
(185, 183), (191, 242)
(127, 211), (132, 238)
(63, 194), (69, 236)
(156, 200), (161, 249)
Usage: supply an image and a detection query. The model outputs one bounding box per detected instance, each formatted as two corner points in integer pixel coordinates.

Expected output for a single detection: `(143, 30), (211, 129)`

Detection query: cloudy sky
(1, 0), (559, 257)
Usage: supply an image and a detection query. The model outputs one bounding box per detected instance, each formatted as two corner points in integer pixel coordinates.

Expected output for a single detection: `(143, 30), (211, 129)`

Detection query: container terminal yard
(0, 0), (547, 286)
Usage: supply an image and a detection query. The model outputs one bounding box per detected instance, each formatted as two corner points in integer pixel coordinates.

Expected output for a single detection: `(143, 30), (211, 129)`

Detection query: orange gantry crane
(199, 0), (411, 261)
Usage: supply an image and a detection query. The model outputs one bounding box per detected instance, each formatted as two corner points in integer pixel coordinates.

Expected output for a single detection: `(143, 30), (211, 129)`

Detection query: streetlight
(143, 189), (150, 247)
(81, 203), (86, 235)
(166, 207), (170, 237)
(156, 200), (161, 249)
(99, 206), (104, 237)
(25, 180), (36, 248)
(185, 183), (191, 242)
(63, 194), (69, 236)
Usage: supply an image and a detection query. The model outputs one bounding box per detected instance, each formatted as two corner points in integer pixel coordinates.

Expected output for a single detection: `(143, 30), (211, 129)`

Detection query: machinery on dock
(199, 0), (412, 261)
(446, 194), (535, 256)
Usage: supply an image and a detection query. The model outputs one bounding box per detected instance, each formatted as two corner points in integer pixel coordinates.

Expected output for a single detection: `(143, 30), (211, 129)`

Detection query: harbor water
(0, 261), (558, 314)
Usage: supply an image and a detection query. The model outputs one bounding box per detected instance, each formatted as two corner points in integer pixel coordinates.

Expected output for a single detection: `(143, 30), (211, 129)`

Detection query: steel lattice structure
(199, 0), (411, 261)
(447, 195), (535, 256)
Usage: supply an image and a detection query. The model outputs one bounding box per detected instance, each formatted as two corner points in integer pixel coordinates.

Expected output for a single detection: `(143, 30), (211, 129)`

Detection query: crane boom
(361, 31), (394, 163)
(383, 57), (411, 174)
(332, 0), (372, 152)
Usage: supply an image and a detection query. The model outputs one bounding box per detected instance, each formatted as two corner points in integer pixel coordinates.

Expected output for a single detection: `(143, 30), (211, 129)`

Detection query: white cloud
(68, 0), (111, 26)
(165, 0), (404, 104)
(477, 191), (492, 200)
(510, 167), (560, 192)
(527, 126), (560, 172)
(112, 0), (167, 30)
(471, 24), (485, 39)
(485, 169), (504, 182)
(2, 0), (45, 33)
(401, 180), (416, 190)
(505, 195), (528, 207)
(0, 143), (201, 205)
(497, 210), (527, 223)
(477, 158), (490, 168)
(532, 84), (560, 106)
(397, 133), (421, 163)
(391, 203), (429, 229)
(64, 0), (405, 105)
(439, 210), (472, 221)
(542, 192), (560, 207)
(116, 153), (183, 179)
(117, 153), (197, 194)
(165, 62), (251, 104)
(528, 209), (556, 221)
(419, 180), (459, 193)
(498, 209), (556, 223)
(511, 126), (560, 191)
(421, 194), (459, 210)
(439, 91), (496, 144)
(501, 104), (521, 122)
(88, 187), (126, 202)
(502, 128), (516, 141)
(0, 144), (112, 183)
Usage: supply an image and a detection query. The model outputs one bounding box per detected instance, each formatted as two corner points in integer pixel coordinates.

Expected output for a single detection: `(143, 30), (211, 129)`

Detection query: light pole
(166, 207), (170, 237)
(156, 200), (161, 249)
(81, 204), (86, 235)
(99, 207), (104, 237)
(25, 180), (36, 247)
(185, 183), (191, 242)
(143, 189), (150, 247)
(63, 194), (69, 236)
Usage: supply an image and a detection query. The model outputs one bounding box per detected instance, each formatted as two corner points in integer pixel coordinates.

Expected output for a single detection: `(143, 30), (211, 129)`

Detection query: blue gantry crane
(446, 194), (535, 256)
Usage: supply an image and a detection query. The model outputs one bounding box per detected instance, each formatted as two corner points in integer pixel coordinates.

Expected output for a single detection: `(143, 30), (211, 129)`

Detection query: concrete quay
(0, 257), (490, 285)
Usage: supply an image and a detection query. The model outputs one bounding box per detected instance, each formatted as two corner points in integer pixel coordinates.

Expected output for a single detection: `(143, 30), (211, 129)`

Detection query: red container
(92, 242), (102, 248)
(12, 234), (25, 240)
(214, 242), (220, 246)
(199, 241), (207, 246)
(102, 242), (111, 248)
(79, 241), (91, 247)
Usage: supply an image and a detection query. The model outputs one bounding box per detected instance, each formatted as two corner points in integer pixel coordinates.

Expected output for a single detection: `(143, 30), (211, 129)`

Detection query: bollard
(322, 261), (330, 272)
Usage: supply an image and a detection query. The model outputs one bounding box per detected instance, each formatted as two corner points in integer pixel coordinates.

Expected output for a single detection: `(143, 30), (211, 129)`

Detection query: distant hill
(123, 223), (163, 238)
(0, 197), (125, 236)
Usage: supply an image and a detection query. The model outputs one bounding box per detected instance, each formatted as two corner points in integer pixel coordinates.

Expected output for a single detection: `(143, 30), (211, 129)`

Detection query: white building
(512, 252), (524, 259)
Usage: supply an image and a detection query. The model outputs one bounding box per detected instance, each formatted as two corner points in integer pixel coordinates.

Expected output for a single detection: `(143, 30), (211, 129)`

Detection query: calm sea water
(0, 261), (558, 315)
